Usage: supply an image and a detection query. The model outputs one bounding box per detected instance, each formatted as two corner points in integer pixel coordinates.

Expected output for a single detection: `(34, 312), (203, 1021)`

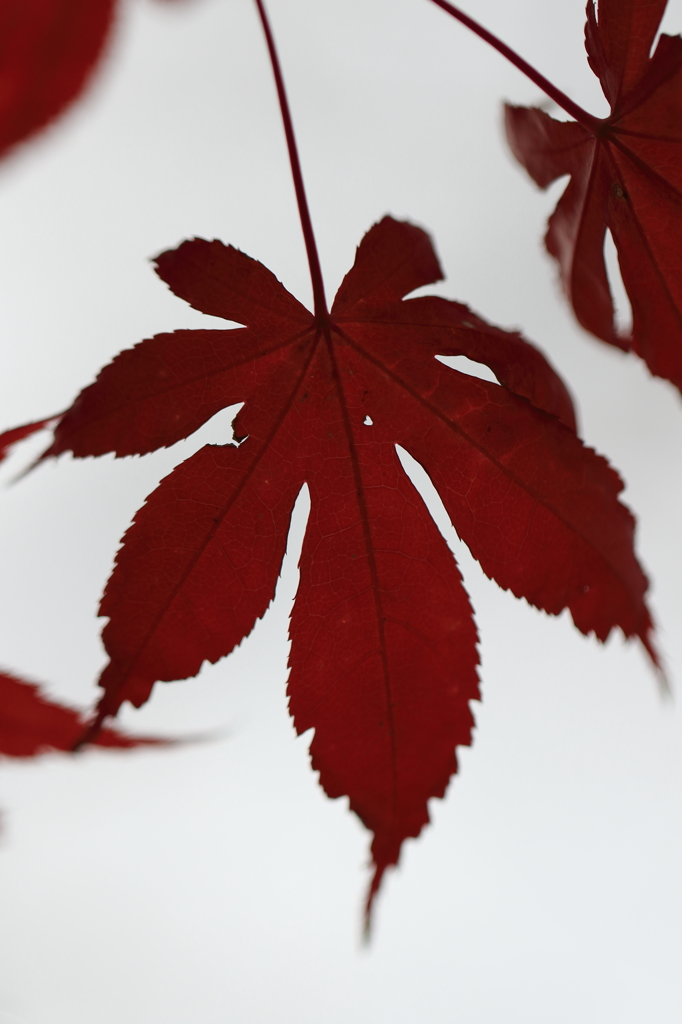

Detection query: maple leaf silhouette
(0, 669), (170, 757)
(0, 0), (191, 162)
(38, 216), (655, 919)
(505, 0), (682, 391)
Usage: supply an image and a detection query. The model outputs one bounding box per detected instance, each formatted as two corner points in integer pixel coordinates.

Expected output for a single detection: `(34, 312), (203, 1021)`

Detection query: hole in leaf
(436, 354), (497, 383)
(603, 229), (633, 337)
(363, 415), (373, 426)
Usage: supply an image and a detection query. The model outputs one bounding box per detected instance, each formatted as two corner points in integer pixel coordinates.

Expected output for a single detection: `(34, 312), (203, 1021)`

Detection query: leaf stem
(425, 0), (600, 131)
(253, 0), (329, 319)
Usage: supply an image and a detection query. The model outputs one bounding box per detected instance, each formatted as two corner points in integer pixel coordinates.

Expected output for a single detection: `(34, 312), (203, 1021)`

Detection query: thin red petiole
(425, 0), (600, 131)
(253, 0), (329, 320)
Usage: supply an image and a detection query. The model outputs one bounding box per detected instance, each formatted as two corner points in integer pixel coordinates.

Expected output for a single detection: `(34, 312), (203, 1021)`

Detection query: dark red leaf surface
(505, 0), (682, 391)
(0, 669), (169, 757)
(44, 216), (654, 916)
(0, 0), (194, 162)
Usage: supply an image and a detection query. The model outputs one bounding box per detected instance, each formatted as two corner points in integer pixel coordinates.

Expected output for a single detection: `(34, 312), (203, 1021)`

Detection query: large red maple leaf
(36, 215), (654, 917)
(505, 0), (682, 391)
(0, 0), (189, 162)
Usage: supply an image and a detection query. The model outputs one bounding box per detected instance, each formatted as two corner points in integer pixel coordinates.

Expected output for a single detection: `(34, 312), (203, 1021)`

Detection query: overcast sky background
(0, 0), (680, 1021)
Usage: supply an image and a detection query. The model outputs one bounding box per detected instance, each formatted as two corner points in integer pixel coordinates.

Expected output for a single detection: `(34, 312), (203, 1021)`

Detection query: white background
(0, 0), (680, 1020)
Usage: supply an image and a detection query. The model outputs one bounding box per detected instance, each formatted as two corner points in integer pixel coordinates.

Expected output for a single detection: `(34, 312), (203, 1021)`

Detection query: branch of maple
(253, 0), (329, 320)
(424, 0), (599, 132)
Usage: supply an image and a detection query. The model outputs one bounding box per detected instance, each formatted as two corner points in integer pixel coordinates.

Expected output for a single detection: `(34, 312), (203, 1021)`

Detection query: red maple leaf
(505, 0), (682, 391)
(0, 668), (170, 757)
(0, 0), (190, 162)
(39, 215), (655, 919)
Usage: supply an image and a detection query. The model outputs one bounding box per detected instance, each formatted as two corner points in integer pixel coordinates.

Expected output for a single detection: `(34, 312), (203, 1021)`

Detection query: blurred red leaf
(40, 216), (654, 920)
(0, 418), (51, 465)
(0, 0), (116, 160)
(0, 0), (195, 162)
(0, 669), (169, 757)
(506, 0), (682, 391)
